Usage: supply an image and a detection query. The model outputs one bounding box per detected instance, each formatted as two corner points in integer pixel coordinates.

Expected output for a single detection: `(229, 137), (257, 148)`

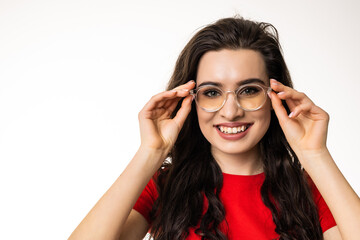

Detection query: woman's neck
(211, 145), (263, 176)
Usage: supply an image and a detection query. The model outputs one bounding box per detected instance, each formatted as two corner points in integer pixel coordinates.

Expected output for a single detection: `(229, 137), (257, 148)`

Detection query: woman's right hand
(138, 80), (195, 158)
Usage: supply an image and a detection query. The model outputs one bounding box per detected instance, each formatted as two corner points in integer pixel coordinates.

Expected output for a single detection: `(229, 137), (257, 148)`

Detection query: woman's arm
(301, 148), (359, 239)
(118, 210), (149, 240)
(68, 81), (195, 240)
(269, 79), (360, 240)
(324, 226), (342, 240)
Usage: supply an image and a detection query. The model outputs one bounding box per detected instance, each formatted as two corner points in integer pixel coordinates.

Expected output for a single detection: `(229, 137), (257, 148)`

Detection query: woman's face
(195, 49), (271, 160)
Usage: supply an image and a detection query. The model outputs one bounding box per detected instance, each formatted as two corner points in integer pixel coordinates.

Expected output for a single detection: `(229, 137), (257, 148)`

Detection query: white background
(0, 0), (359, 239)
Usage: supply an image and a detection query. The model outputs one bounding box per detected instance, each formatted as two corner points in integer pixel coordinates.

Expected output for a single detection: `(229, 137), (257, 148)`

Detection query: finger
(276, 90), (312, 106)
(268, 90), (291, 126)
(141, 80), (195, 117)
(272, 80), (315, 114)
(158, 95), (179, 109)
(270, 79), (291, 93)
(283, 96), (303, 114)
(171, 89), (192, 98)
(158, 89), (192, 109)
(143, 87), (191, 111)
(164, 98), (181, 114)
(171, 80), (195, 91)
(288, 102), (313, 118)
(284, 98), (297, 112)
(156, 80), (195, 108)
(142, 90), (177, 112)
(162, 97), (178, 109)
(271, 79), (310, 102)
(172, 95), (193, 129)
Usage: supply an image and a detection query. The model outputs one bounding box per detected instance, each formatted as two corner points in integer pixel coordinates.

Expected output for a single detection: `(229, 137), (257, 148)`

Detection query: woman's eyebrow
(197, 78), (266, 88)
(238, 78), (265, 86)
(197, 81), (222, 88)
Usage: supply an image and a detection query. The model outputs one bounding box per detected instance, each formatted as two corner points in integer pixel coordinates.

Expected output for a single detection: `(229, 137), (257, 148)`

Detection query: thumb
(268, 91), (291, 127)
(173, 95), (193, 130)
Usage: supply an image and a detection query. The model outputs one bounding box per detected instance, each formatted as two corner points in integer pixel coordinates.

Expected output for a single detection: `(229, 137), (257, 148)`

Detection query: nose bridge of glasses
(223, 90), (240, 107)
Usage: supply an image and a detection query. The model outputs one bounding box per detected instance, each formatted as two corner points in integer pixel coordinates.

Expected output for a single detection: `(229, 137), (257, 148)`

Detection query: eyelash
(203, 89), (221, 97)
(201, 86), (261, 97)
(239, 87), (259, 95)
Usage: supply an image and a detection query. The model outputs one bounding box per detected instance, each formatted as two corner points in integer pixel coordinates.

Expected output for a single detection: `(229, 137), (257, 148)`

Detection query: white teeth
(218, 125), (248, 134)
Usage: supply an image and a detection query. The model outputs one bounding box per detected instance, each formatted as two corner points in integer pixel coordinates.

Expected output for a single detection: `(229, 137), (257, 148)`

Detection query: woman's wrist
(295, 147), (332, 171)
(136, 145), (168, 170)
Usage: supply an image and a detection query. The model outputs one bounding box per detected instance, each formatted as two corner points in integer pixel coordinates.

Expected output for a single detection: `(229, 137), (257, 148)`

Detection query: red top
(133, 172), (336, 239)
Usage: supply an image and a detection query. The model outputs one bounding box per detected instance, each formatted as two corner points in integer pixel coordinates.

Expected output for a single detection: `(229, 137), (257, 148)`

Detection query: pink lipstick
(214, 122), (253, 140)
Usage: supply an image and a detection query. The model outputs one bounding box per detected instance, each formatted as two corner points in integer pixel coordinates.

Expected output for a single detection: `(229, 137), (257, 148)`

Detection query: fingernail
(180, 89), (189, 92)
(267, 92), (272, 99)
(289, 112), (294, 118)
(271, 79), (280, 85)
(188, 80), (195, 84)
(277, 92), (285, 96)
(170, 89), (177, 92)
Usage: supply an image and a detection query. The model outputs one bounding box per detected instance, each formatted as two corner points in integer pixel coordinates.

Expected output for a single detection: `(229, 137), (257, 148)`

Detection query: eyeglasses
(190, 83), (272, 112)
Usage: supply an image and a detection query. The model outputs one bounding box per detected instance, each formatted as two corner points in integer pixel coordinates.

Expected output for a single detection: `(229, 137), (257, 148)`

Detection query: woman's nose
(219, 92), (245, 120)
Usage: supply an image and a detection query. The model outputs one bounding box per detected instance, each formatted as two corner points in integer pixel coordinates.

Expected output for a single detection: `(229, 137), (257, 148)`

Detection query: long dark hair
(149, 17), (323, 240)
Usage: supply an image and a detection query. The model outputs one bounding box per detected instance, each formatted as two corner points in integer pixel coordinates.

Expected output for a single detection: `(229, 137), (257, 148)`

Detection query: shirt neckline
(222, 171), (265, 177)
(222, 172), (265, 184)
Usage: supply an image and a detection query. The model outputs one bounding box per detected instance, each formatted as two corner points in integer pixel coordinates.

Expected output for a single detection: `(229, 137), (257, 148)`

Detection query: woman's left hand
(268, 79), (330, 159)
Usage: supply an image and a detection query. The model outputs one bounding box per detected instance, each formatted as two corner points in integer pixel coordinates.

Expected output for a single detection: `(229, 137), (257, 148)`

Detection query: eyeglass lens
(196, 84), (267, 111)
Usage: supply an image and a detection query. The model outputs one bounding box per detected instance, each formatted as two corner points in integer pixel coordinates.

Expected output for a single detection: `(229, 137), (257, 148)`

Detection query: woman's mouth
(217, 125), (250, 134)
(214, 123), (253, 140)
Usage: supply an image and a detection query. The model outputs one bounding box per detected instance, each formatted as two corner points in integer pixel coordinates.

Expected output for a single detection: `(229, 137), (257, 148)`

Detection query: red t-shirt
(133, 172), (336, 239)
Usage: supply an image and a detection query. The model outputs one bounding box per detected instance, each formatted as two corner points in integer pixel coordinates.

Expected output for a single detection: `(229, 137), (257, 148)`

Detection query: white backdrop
(0, 0), (359, 239)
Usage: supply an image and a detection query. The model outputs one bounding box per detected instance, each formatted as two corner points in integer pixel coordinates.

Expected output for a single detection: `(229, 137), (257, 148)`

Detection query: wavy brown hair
(149, 17), (323, 240)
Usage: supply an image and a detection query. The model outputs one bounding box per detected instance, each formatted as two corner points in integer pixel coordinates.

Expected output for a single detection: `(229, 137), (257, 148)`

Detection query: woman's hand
(138, 80), (195, 157)
(268, 79), (330, 159)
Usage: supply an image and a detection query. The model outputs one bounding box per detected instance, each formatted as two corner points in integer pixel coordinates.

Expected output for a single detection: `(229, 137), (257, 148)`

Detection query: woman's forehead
(196, 49), (268, 86)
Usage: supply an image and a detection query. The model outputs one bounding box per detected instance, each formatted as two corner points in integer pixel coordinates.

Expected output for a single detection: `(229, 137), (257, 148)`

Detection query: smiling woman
(195, 50), (272, 173)
(68, 17), (359, 240)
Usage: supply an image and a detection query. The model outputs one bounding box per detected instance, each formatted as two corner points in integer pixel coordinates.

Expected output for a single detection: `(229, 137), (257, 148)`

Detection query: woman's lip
(214, 122), (252, 127)
(215, 124), (252, 140)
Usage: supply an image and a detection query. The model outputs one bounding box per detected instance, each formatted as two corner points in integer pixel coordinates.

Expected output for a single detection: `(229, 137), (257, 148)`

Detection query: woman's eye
(239, 86), (260, 96)
(203, 89), (221, 97)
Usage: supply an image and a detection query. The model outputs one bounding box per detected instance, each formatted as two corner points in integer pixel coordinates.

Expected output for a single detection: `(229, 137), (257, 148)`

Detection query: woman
(69, 17), (360, 239)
